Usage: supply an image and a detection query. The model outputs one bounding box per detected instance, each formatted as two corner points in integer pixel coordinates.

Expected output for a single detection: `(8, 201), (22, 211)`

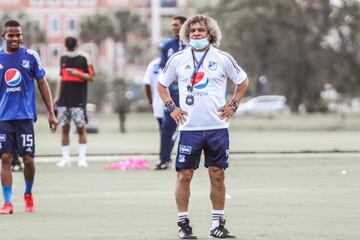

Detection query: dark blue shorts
(176, 128), (230, 171)
(0, 120), (35, 157)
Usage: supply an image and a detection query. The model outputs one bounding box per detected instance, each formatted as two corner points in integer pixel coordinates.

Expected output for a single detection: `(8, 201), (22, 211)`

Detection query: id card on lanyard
(186, 48), (209, 105)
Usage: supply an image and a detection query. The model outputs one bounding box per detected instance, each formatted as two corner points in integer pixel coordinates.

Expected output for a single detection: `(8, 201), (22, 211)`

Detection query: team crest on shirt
(22, 60), (30, 69)
(0, 64), (3, 69)
(208, 61), (217, 70)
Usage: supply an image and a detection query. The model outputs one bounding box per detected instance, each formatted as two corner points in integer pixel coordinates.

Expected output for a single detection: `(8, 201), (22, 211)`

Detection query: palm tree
(0, 12), (46, 48)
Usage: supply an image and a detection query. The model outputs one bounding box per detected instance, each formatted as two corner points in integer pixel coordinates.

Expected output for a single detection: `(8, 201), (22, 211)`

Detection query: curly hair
(179, 15), (222, 47)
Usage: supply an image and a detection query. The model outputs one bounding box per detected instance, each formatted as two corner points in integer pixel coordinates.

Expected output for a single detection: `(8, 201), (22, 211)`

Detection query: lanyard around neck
(190, 48), (209, 87)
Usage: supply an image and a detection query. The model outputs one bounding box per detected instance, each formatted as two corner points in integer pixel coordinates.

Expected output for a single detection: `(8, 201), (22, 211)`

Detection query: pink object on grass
(103, 157), (150, 170)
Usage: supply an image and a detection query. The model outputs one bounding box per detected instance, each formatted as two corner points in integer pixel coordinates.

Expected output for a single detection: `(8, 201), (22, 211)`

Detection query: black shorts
(0, 120), (35, 157)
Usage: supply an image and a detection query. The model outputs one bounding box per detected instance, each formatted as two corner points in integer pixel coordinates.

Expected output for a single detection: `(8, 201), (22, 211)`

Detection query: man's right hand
(170, 107), (188, 125)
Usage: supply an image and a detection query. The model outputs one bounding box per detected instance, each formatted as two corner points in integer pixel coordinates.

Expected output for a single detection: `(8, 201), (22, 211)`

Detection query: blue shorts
(0, 120), (35, 157)
(176, 128), (230, 171)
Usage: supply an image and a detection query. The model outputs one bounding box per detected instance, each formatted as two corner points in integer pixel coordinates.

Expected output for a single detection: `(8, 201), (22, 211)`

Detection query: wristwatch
(165, 102), (176, 113)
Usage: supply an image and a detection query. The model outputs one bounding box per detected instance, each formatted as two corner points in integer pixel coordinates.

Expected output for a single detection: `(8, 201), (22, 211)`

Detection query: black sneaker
(154, 161), (171, 170)
(177, 218), (197, 239)
(209, 218), (236, 238)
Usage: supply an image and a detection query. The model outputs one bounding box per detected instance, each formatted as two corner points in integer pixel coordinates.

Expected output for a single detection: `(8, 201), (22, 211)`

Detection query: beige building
(0, 0), (189, 79)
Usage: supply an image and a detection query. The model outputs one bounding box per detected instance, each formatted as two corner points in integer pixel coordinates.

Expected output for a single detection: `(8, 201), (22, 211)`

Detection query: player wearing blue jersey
(155, 16), (187, 170)
(0, 20), (57, 214)
(158, 15), (249, 239)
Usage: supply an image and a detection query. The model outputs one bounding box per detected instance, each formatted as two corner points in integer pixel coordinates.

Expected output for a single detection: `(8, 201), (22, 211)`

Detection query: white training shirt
(159, 46), (247, 131)
(142, 57), (164, 118)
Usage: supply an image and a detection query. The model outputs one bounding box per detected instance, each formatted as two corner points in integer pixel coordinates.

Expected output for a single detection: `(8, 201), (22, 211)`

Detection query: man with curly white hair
(158, 15), (249, 239)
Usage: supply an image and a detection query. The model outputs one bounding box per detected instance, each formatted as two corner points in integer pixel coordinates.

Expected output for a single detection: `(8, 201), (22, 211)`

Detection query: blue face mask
(189, 38), (209, 50)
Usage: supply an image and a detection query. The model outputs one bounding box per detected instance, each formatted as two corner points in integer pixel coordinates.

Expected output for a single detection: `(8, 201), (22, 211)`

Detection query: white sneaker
(78, 160), (88, 168)
(56, 159), (71, 167)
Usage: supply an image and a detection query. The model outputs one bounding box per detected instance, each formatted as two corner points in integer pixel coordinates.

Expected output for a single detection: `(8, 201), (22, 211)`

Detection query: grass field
(1, 113), (360, 239)
(34, 112), (360, 156)
(1, 153), (359, 240)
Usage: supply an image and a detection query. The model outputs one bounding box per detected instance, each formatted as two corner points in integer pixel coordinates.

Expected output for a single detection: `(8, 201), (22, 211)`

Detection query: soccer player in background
(54, 37), (95, 168)
(155, 15), (187, 170)
(0, 20), (57, 214)
(158, 15), (249, 238)
(143, 56), (164, 129)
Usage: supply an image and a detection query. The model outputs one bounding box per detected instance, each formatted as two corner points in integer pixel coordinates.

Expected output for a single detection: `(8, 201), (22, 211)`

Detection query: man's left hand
(218, 105), (235, 121)
(48, 114), (58, 133)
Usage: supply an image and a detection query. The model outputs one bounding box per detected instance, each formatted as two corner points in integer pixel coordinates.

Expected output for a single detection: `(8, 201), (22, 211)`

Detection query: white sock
(61, 145), (70, 162)
(78, 144), (87, 161)
(178, 211), (189, 222)
(212, 209), (224, 229)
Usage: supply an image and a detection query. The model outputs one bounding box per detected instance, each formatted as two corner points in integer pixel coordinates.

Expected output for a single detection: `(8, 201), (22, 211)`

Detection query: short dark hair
(4, 20), (21, 28)
(173, 16), (187, 24)
(65, 36), (77, 50)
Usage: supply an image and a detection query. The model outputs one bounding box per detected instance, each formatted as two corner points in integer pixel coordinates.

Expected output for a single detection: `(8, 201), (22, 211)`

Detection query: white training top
(142, 57), (164, 118)
(159, 46), (247, 131)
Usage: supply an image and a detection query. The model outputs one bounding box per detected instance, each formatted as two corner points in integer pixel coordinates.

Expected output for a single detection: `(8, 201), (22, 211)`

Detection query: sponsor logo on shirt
(193, 71), (209, 89)
(179, 145), (192, 155)
(4, 68), (22, 93)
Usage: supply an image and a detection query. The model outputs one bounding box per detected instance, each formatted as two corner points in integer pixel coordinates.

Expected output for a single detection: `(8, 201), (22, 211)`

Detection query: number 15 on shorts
(21, 134), (33, 147)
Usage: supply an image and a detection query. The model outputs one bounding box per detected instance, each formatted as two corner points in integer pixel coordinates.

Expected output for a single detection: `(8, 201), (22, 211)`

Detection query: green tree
(79, 12), (114, 47)
(205, 0), (360, 112)
(111, 10), (149, 64)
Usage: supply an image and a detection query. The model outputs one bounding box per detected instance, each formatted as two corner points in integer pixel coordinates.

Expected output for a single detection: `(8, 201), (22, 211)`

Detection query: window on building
(48, 0), (60, 5)
(108, 0), (128, 4)
(81, 0), (96, 6)
(48, 16), (61, 36)
(30, 0), (44, 6)
(48, 44), (62, 63)
(161, 0), (177, 7)
(66, 18), (77, 33)
(65, 0), (78, 5)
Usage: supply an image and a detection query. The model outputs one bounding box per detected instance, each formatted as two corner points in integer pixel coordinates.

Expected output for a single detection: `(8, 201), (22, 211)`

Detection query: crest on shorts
(0, 134), (6, 142)
(178, 154), (186, 163)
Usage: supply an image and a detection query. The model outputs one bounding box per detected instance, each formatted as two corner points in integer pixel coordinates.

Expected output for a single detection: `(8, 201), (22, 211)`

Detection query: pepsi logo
(4, 68), (22, 87)
(193, 71), (209, 89)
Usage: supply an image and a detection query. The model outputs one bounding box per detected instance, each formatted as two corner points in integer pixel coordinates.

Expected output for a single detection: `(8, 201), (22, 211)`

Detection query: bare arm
(145, 84), (153, 104)
(157, 81), (187, 125)
(53, 78), (62, 104)
(157, 81), (172, 105)
(218, 78), (249, 121)
(37, 78), (57, 133)
(68, 69), (93, 81)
